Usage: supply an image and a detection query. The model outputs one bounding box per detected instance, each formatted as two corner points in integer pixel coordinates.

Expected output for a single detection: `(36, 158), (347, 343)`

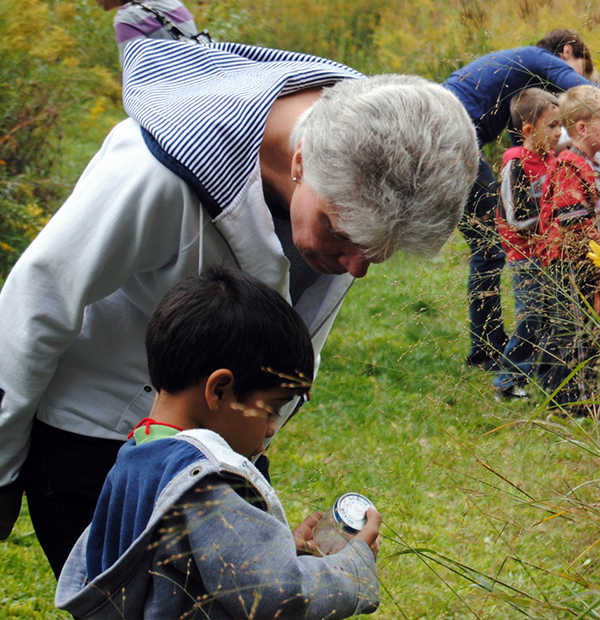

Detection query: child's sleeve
(539, 160), (600, 261)
(167, 477), (380, 620)
(545, 164), (593, 226)
(499, 158), (541, 230)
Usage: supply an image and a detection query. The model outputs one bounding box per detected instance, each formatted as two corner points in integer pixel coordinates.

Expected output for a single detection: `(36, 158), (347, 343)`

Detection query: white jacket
(0, 41), (359, 487)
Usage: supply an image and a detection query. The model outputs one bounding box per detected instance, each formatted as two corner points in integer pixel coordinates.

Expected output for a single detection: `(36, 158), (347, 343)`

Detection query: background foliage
(2, 0), (600, 618)
(3, 0), (600, 281)
(0, 0), (121, 282)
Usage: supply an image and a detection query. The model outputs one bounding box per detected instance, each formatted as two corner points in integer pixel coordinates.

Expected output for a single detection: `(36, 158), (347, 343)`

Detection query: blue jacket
(55, 430), (380, 619)
(443, 46), (593, 146)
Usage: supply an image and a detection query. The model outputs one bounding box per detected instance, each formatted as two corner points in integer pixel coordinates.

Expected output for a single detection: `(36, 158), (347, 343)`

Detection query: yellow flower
(587, 240), (600, 267)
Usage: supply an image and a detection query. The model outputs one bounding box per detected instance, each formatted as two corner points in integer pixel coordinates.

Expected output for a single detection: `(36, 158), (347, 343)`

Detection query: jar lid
(332, 492), (375, 534)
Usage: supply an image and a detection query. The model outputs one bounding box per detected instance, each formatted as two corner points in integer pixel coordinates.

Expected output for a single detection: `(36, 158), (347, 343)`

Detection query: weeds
(3, 1), (600, 618)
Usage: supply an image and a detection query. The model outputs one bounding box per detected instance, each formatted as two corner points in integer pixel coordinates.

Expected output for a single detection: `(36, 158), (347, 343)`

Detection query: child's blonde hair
(559, 85), (600, 137)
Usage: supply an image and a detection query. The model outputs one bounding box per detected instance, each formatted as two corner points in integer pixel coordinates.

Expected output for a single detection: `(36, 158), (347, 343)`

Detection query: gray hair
(290, 74), (479, 260)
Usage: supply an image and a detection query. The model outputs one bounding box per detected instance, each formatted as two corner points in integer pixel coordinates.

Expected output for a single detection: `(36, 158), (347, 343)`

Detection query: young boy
(538, 85), (600, 413)
(55, 267), (381, 619)
(493, 88), (561, 400)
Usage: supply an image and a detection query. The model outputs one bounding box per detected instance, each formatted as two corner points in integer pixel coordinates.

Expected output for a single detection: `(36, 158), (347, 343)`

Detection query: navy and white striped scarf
(122, 40), (363, 218)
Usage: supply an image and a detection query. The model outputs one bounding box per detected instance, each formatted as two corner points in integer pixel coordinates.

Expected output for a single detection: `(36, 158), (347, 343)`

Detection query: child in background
(56, 267), (381, 620)
(95, 0), (206, 66)
(538, 85), (600, 414)
(493, 88), (561, 400)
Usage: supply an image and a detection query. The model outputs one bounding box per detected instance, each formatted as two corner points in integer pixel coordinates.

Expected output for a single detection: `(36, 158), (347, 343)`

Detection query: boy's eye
(256, 403), (281, 421)
(266, 408), (281, 421)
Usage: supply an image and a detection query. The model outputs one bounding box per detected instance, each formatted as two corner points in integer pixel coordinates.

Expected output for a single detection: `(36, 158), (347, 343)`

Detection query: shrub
(0, 0), (121, 283)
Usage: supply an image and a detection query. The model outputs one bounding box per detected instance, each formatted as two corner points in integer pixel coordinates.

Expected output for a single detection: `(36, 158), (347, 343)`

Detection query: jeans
(459, 156), (507, 366)
(493, 259), (545, 391)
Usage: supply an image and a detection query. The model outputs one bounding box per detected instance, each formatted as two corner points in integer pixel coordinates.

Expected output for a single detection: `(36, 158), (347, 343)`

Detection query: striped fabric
(122, 40), (363, 215)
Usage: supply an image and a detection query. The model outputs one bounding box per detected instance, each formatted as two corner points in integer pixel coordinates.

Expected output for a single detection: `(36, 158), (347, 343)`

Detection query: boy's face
(528, 106), (562, 155)
(222, 387), (297, 458)
(578, 113), (600, 159)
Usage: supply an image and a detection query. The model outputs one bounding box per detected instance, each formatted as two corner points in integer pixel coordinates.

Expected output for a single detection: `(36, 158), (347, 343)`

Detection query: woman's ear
(291, 143), (303, 182)
(560, 44), (574, 61)
(204, 369), (235, 412)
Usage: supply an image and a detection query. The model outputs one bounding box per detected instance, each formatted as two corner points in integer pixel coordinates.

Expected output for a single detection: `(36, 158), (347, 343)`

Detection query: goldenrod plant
(4, 2), (600, 618)
(0, 0), (122, 283)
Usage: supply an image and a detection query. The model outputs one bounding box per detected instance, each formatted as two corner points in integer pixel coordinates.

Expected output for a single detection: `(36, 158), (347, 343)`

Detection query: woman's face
(559, 45), (587, 77)
(288, 181), (373, 278)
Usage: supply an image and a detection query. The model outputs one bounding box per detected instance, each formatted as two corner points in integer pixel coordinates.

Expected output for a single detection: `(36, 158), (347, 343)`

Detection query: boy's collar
(568, 146), (599, 169)
(128, 418), (184, 445)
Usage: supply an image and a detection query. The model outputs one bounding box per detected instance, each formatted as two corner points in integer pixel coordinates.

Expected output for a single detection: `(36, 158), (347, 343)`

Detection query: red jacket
(497, 146), (554, 262)
(538, 148), (600, 266)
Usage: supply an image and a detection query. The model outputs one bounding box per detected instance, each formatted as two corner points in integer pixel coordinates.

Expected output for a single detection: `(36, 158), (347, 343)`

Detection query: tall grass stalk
(2, 2), (600, 618)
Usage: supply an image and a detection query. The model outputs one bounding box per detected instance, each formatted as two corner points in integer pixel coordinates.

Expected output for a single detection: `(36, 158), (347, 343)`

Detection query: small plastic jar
(312, 492), (375, 555)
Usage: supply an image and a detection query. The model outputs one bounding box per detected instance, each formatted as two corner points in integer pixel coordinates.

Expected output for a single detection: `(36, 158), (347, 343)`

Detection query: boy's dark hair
(510, 88), (559, 133)
(536, 29), (594, 78)
(146, 267), (314, 400)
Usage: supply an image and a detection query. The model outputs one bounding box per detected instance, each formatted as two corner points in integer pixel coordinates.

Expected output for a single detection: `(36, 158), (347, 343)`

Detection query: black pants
(23, 420), (125, 578)
(458, 155), (507, 366)
(23, 419), (271, 578)
(539, 262), (600, 409)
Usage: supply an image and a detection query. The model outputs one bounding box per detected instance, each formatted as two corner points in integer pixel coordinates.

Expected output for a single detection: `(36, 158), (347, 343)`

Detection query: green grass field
(3, 1), (600, 616)
(2, 234), (599, 619)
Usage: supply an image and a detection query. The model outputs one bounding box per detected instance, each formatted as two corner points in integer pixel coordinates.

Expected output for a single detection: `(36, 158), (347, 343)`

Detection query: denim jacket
(55, 430), (379, 619)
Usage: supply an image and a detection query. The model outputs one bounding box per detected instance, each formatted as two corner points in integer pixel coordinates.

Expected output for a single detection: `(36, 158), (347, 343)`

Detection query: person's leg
(493, 260), (543, 393)
(534, 266), (555, 386)
(572, 266), (600, 408)
(459, 156), (507, 368)
(541, 263), (589, 410)
(23, 419), (124, 578)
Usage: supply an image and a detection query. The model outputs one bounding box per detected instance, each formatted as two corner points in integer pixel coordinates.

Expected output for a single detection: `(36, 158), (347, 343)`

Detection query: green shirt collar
(131, 418), (182, 446)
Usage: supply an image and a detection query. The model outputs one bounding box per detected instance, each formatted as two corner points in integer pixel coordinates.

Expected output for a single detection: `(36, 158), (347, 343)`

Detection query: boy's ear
(575, 119), (588, 139)
(205, 369), (235, 412)
(521, 122), (534, 139)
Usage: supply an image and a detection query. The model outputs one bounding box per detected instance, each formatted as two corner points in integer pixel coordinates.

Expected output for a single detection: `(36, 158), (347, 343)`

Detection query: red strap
(127, 417), (184, 439)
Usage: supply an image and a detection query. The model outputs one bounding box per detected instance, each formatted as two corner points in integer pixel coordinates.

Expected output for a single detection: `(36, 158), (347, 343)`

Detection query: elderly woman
(0, 40), (478, 575)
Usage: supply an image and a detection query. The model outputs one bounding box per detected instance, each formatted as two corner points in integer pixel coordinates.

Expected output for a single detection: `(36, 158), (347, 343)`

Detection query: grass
(2, 234), (599, 619)
(269, 242), (600, 619)
(1, 125), (600, 620)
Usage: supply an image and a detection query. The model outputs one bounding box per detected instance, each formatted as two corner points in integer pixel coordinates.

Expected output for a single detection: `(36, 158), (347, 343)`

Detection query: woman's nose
(339, 250), (371, 278)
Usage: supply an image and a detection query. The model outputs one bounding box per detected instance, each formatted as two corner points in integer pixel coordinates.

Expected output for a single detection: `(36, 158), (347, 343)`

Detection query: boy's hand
(354, 507), (382, 560)
(292, 511), (323, 556)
